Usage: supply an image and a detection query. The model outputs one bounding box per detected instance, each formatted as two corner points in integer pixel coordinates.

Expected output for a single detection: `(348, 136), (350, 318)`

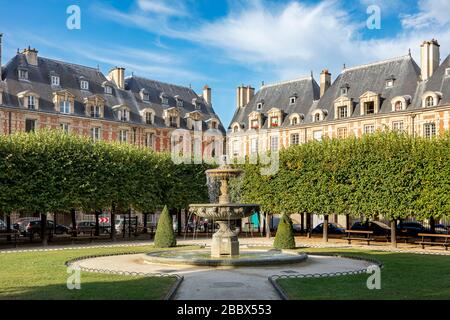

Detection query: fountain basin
(142, 249), (308, 267)
(189, 203), (260, 220)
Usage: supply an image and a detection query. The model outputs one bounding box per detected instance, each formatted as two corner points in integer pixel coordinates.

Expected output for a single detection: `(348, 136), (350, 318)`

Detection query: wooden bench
(343, 230), (375, 245)
(417, 233), (450, 251)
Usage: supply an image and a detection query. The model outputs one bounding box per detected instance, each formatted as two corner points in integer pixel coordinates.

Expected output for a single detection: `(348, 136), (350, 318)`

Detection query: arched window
(425, 96), (435, 107)
(314, 113), (321, 122)
(394, 101), (403, 111)
(233, 126), (239, 133)
(291, 117), (298, 125)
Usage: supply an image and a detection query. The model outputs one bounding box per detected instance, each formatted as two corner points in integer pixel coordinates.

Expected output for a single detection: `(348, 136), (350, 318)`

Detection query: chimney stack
(203, 85), (212, 104)
(107, 67), (125, 90)
(320, 69), (331, 97)
(236, 84), (254, 109)
(421, 39), (440, 81)
(22, 46), (39, 66)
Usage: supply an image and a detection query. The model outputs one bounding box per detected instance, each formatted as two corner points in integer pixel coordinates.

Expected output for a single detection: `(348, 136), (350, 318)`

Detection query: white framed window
(119, 109), (129, 122)
(145, 112), (153, 125)
(18, 69), (28, 80)
(250, 138), (258, 155)
(314, 113), (321, 122)
(51, 76), (60, 86)
(145, 133), (154, 149)
(195, 103), (201, 110)
(143, 92), (150, 101)
(28, 96), (36, 110)
(104, 86), (113, 94)
(169, 116), (178, 127)
(233, 125), (239, 133)
(90, 105), (101, 118)
(364, 102), (375, 114)
(425, 96), (435, 107)
(337, 106), (348, 119)
(386, 79), (394, 88)
(270, 136), (279, 151)
(424, 123), (436, 138)
(232, 140), (240, 157)
(364, 124), (375, 134)
(257, 103), (263, 110)
(394, 101), (403, 111)
(340, 87), (348, 96)
(290, 97), (296, 105)
(392, 121), (404, 132)
(60, 123), (70, 134)
(59, 100), (71, 114)
(290, 133), (300, 146)
(176, 99), (183, 107)
(119, 130), (128, 143)
(161, 97), (169, 105)
(80, 80), (89, 91)
(313, 130), (323, 141)
(337, 127), (348, 139)
(291, 117), (298, 125)
(90, 127), (101, 142)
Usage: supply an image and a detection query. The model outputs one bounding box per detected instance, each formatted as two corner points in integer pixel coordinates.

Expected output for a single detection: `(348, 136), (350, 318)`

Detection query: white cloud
(137, 0), (189, 17)
(402, 0), (450, 29)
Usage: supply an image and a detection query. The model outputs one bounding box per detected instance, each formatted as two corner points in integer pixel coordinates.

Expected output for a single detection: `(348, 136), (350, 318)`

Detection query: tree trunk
(110, 205), (116, 242)
(430, 217), (436, 234)
(177, 209), (182, 236)
(95, 211), (100, 236)
(346, 214), (350, 231)
(128, 208), (132, 238)
(300, 212), (305, 234)
(265, 212), (270, 239)
(391, 219), (397, 248)
(40, 213), (48, 246)
(323, 215), (329, 243)
(143, 212), (148, 234)
(6, 214), (11, 242)
(306, 213), (312, 238)
(71, 208), (77, 237)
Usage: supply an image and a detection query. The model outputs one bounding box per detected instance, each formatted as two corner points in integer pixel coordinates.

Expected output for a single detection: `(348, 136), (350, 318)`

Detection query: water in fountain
(206, 175), (220, 204)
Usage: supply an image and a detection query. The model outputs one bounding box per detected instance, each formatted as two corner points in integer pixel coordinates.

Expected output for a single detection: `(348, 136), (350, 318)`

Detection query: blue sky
(1, 0), (450, 126)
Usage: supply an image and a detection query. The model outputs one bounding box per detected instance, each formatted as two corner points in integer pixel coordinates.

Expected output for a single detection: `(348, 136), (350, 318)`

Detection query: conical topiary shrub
(273, 213), (296, 249)
(154, 206), (177, 248)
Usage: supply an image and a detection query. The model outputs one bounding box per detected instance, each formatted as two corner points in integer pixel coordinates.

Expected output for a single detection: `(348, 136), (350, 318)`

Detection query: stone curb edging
(268, 253), (383, 300)
(65, 252), (184, 300)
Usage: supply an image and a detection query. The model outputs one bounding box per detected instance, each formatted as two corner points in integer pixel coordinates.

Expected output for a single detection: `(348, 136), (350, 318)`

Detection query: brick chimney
(236, 84), (255, 109)
(421, 39), (440, 81)
(107, 67), (125, 90)
(22, 46), (39, 66)
(320, 69), (331, 97)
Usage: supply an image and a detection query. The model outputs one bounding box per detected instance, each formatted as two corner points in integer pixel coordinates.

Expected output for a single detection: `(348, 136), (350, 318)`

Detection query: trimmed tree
(273, 213), (296, 249)
(154, 206), (177, 248)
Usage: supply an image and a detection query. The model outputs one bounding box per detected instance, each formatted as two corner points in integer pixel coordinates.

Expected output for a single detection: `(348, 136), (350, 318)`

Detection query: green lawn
(277, 248), (450, 300)
(0, 245), (192, 300)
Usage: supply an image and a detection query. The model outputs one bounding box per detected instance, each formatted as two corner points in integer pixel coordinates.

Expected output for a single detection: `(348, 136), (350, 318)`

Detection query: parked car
(115, 219), (137, 234)
(0, 219), (6, 231)
(25, 220), (70, 237)
(312, 223), (346, 235)
(351, 221), (391, 236)
(13, 217), (40, 234)
(434, 224), (449, 234)
(76, 221), (110, 235)
(397, 222), (428, 237)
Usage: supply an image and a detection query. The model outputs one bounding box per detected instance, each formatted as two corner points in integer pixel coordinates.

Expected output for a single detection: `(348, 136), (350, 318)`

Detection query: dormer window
(386, 79), (394, 88)
(18, 91), (40, 110)
(425, 96), (434, 107)
(340, 84), (349, 96)
(289, 94), (297, 105)
(291, 117), (298, 125)
(104, 86), (113, 95)
(140, 89), (150, 102)
(270, 116), (279, 127)
(119, 109), (129, 122)
(18, 69), (28, 80)
(394, 101), (403, 111)
(28, 96), (36, 110)
(312, 110), (326, 122)
(51, 75), (60, 86)
(314, 113), (321, 122)
(422, 91), (441, 108)
(53, 90), (75, 114)
(145, 112), (153, 125)
(251, 119), (259, 129)
(80, 80), (89, 91)
(446, 68), (450, 77)
(90, 105), (101, 118)
(160, 93), (169, 106)
(60, 100), (71, 114)
(233, 125), (239, 133)
(177, 99), (183, 107)
(337, 105), (348, 118)
(257, 103), (263, 110)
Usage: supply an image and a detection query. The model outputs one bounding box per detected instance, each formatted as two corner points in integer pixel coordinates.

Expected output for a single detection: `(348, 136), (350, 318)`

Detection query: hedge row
(235, 131), (450, 221)
(0, 130), (210, 216)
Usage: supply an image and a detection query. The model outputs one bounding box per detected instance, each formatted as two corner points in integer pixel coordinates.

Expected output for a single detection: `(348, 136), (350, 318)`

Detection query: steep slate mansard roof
(229, 76), (320, 129)
(1, 52), (224, 132)
(125, 76), (225, 132)
(317, 55), (421, 118)
(420, 54), (450, 107)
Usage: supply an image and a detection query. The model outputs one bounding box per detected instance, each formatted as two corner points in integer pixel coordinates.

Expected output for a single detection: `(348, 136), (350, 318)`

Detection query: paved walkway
(71, 253), (373, 300)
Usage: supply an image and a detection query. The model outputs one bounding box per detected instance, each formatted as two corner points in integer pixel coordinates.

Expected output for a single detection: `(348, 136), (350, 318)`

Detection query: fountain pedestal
(211, 221), (239, 257)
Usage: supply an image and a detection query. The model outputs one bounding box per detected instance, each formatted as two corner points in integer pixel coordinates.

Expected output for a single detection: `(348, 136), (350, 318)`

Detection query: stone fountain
(189, 161), (259, 258)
